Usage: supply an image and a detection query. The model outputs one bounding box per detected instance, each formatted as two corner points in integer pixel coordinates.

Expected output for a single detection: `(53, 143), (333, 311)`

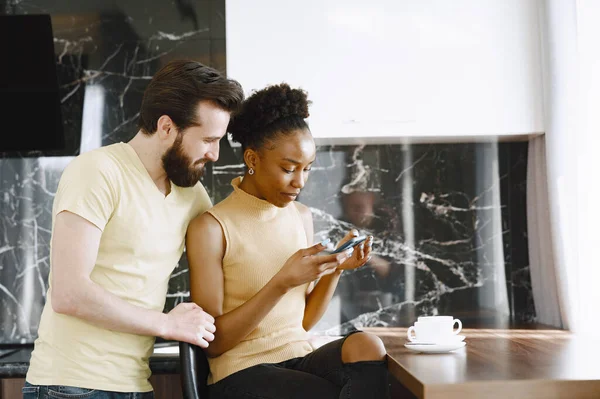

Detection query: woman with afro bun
(186, 83), (390, 398)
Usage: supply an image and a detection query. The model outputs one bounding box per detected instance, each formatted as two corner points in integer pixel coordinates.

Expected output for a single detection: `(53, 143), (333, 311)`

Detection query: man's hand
(162, 302), (216, 348)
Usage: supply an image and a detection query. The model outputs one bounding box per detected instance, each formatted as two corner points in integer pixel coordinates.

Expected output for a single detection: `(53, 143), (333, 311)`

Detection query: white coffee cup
(417, 315), (456, 323)
(407, 316), (462, 343)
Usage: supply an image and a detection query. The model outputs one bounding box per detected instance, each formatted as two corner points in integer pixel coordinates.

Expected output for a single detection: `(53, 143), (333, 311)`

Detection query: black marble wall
(181, 141), (534, 335)
(0, 0), (226, 344)
(0, 0), (534, 344)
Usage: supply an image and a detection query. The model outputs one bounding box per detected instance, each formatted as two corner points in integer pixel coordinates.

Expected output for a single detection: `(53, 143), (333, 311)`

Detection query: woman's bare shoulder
(187, 210), (223, 237)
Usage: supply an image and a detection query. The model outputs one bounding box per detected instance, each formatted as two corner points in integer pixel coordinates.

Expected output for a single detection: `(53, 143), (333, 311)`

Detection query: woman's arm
(297, 203), (373, 331)
(303, 271), (344, 331)
(186, 212), (343, 357)
(296, 202), (343, 331)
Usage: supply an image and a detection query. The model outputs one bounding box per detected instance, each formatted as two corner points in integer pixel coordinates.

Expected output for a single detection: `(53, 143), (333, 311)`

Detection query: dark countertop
(0, 319), (551, 379)
(0, 345), (180, 378)
(368, 327), (599, 399)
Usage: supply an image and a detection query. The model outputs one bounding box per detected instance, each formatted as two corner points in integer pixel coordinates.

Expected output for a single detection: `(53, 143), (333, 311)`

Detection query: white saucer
(407, 335), (465, 345)
(404, 341), (466, 354)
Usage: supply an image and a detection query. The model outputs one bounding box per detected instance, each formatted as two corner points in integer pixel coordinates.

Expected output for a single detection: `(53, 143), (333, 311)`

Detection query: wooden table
(364, 327), (600, 399)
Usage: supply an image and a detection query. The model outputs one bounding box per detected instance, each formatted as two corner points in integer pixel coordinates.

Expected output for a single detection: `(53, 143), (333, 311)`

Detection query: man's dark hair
(139, 60), (244, 134)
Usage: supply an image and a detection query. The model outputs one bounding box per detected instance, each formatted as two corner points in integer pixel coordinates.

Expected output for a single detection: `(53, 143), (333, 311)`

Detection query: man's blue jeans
(22, 382), (154, 399)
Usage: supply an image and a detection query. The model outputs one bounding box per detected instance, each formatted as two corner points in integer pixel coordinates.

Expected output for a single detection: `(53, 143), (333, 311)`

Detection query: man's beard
(162, 134), (207, 187)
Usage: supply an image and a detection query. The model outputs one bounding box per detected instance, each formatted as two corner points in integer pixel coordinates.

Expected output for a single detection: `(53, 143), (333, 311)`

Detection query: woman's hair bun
(229, 83), (311, 149)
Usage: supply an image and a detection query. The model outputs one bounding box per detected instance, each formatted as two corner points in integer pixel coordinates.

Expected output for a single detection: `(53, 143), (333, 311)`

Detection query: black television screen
(0, 14), (68, 156)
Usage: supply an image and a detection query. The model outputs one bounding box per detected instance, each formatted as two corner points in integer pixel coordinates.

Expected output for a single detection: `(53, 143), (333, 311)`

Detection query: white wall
(226, 0), (544, 140)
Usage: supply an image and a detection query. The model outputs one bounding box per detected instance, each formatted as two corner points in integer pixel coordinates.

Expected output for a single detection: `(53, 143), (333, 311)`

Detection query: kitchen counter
(367, 327), (600, 399)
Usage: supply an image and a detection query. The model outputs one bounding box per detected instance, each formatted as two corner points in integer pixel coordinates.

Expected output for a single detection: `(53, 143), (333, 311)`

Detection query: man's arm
(51, 210), (215, 347)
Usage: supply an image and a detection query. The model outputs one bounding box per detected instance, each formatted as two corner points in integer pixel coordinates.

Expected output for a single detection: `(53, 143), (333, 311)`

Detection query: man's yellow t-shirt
(26, 142), (212, 392)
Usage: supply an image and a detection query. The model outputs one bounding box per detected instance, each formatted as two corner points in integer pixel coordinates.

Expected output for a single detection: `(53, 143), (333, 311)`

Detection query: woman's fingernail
(352, 230), (359, 237)
(346, 247), (354, 256)
(320, 238), (331, 246)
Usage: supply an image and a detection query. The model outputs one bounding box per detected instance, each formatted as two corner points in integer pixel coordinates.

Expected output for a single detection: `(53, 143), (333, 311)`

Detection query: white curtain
(527, 136), (567, 328)
(574, 0), (600, 335)
(530, 0), (578, 330)
(531, 0), (600, 333)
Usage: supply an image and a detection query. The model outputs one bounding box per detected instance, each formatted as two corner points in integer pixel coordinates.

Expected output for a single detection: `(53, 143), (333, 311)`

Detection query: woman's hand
(272, 239), (354, 291)
(336, 230), (374, 271)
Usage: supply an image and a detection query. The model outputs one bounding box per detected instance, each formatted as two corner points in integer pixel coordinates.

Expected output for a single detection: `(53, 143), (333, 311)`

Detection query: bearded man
(24, 60), (244, 399)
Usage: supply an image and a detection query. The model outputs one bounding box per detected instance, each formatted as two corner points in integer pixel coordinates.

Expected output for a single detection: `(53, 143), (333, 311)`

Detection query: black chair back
(179, 341), (210, 399)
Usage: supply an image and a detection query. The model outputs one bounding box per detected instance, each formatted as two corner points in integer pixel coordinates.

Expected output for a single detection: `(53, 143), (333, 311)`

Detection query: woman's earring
(248, 168), (255, 175)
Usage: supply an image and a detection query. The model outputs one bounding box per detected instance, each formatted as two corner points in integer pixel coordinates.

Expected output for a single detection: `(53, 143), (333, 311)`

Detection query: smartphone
(331, 235), (368, 254)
